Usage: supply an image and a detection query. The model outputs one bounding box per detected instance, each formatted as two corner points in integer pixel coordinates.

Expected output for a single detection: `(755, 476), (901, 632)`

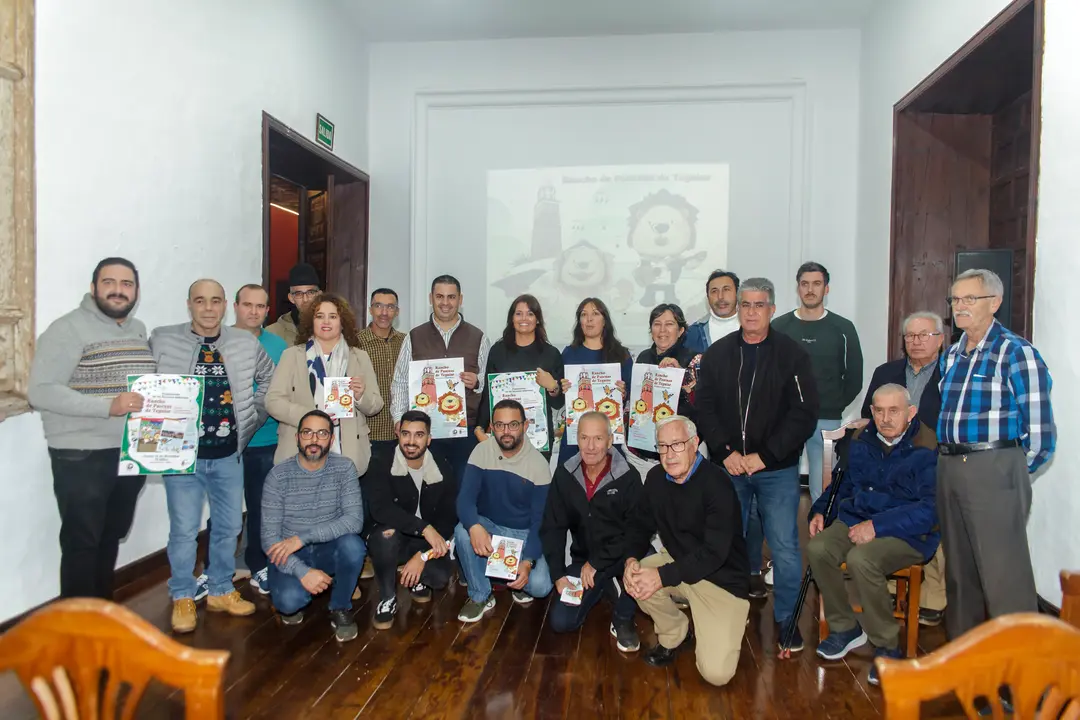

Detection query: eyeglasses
(371, 302), (398, 312)
(290, 289), (321, 299)
(902, 331), (943, 342)
(493, 421), (522, 432)
(299, 428), (331, 440)
(946, 295), (995, 306)
(657, 439), (690, 454)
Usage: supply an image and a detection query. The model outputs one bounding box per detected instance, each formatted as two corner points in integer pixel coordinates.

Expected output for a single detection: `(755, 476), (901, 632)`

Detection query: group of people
(28, 254), (1054, 689)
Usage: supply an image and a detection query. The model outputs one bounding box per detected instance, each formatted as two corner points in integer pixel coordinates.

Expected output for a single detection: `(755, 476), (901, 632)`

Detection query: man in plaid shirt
(937, 268), (1055, 640)
(357, 288), (406, 462)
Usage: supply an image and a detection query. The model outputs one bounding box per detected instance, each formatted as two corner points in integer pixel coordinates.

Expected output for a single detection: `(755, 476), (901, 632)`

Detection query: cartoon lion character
(414, 392), (432, 408)
(652, 403), (675, 423)
(596, 398), (621, 421)
(571, 397), (589, 413)
(552, 240), (634, 311)
(438, 392), (463, 417)
(627, 190), (707, 307)
(634, 398), (650, 415)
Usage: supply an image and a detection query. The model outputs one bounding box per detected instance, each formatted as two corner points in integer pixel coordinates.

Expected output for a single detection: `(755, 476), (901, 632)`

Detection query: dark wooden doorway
(887, 0), (1043, 357)
(261, 113), (371, 325)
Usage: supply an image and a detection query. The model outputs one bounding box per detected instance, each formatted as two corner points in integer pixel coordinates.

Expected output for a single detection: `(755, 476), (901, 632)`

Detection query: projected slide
(486, 164), (729, 349)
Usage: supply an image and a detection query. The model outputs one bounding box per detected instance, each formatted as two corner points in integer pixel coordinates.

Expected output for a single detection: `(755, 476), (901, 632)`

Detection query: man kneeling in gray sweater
(262, 409), (366, 642)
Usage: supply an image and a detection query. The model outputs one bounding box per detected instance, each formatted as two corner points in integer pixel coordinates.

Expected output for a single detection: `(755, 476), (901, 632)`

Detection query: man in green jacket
(772, 262), (863, 503)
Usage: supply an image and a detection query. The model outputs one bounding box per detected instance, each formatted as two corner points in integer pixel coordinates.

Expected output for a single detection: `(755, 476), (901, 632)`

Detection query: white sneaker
(249, 567), (270, 595)
(764, 562), (774, 587)
(194, 573), (209, 602)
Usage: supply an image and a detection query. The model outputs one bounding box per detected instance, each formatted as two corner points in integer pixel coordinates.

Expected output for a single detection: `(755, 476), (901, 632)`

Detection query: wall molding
(407, 81), (809, 327)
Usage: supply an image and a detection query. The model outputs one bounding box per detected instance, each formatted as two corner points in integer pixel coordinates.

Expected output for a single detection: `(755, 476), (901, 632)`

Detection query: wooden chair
(0, 598), (229, 719)
(1061, 570), (1080, 628)
(816, 420), (924, 658)
(876, 613), (1080, 719)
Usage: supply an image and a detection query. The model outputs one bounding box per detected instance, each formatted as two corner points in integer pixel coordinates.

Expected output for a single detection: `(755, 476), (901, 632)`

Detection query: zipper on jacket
(737, 347), (758, 455)
(795, 374), (805, 403)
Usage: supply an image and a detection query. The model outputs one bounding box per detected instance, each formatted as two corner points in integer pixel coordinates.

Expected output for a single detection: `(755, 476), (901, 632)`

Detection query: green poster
(119, 374), (205, 476)
(487, 371), (549, 452)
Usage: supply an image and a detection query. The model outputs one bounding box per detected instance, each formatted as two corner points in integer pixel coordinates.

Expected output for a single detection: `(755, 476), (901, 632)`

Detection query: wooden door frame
(886, 0), (1043, 357)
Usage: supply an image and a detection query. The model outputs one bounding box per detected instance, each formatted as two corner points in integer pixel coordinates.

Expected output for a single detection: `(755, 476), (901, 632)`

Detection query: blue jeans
(548, 560), (638, 633)
(806, 418), (843, 503)
(241, 444), (276, 574)
(729, 465), (802, 622)
(454, 518), (554, 603)
(746, 496), (764, 574)
(267, 534), (367, 614)
(164, 453), (244, 600)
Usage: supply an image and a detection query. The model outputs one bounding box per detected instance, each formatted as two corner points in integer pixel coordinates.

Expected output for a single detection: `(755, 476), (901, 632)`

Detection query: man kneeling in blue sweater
(455, 399), (554, 623)
(807, 383), (939, 686)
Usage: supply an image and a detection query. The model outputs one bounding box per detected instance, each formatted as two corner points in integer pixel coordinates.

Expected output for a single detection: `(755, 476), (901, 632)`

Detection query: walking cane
(777, 466), (847, 659)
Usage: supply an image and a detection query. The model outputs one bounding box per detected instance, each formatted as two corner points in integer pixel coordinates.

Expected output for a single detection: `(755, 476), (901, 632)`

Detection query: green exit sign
(316, 114), (334, 151)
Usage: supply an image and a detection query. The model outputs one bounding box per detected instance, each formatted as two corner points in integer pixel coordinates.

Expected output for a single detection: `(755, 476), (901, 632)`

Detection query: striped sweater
(28, 294), (155, 450)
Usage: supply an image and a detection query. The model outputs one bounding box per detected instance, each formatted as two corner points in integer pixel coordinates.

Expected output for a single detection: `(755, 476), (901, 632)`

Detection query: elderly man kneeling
(807, 383), (939, 686)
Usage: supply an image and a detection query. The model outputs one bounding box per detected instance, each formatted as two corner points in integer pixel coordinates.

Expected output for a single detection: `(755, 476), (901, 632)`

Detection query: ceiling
(346, 0), (879, 43)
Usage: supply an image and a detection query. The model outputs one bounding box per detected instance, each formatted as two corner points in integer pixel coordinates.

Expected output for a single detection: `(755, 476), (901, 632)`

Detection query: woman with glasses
(859, 311), (944, 430)
(475, 294), (564, 460)
(556, 297), (634, 468)
(267, 292), (384, 477)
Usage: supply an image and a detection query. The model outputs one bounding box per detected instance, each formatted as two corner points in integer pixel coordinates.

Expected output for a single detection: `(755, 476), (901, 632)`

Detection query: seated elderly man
(807, 383), (938, 686)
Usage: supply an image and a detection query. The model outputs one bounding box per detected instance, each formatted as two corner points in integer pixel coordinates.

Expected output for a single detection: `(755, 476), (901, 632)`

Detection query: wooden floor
(0, 494), (971, 719)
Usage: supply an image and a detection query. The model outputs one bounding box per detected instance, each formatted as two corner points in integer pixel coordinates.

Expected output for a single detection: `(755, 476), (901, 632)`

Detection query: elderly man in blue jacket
(806, 383), (938, 686)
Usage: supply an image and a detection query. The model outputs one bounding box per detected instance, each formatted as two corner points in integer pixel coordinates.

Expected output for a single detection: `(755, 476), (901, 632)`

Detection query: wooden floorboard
(0, 492), (972, 719)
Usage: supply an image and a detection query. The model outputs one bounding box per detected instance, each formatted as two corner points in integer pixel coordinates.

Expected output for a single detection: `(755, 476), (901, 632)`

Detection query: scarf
(306, 336), (350, 455)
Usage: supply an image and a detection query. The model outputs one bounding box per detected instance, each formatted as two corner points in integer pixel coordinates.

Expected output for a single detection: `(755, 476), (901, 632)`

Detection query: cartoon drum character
(596, 398), (621, 421)
(571, 396), (589, 413)
(438, 391), (463, 417)
(652, 404), (674, 423)
(339, 393), (353, 411)
(504, 555), (518, 570)
(414, 392), (432, 408)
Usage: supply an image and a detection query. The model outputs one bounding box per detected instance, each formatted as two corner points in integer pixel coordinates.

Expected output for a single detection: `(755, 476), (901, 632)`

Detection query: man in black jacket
(364, 410), (458, 630)
(542, 412), (643, 652)
(623, 415), (750, 686)
(694, 277), (819, 652)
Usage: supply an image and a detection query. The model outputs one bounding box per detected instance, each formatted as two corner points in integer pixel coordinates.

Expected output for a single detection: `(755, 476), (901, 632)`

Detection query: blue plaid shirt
(937, 320), (1055, 472)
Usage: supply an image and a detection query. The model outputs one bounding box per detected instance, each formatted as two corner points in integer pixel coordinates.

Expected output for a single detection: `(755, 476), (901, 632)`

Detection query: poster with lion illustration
(627, 364), (685, 453)
(408, 358), (467, 439)
(564, 363), (625, 445)
(486, 163), (729, 349)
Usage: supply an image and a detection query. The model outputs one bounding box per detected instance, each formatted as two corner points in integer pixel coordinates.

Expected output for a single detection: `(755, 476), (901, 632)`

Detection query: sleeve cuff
(658, 563), (682, 587)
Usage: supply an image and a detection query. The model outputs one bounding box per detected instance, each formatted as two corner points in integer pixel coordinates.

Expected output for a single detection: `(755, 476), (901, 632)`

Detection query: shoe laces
(413, 583), (427, 592)
(377, 597), (396, 614)
(255, 568), (268, 582)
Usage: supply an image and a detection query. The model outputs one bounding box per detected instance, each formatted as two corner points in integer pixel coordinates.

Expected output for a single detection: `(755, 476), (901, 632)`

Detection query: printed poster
(564, 363), (625, 445)
(486, 535), (524, 580)
(322, 377), (355, 419)
(409, 358), (467, 439)
(560, 576), (584, 605)
(119, 374), (204, 476)
(627, 364), (685, 453)
(488, 371), (549, 452)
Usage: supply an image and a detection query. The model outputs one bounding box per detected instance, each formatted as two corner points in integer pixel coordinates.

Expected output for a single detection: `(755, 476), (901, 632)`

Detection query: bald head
(187, 278), (227, 336)
(577, 410), (614, 470)
(188, 278), (225, 300)
(870, 383), (916, 441)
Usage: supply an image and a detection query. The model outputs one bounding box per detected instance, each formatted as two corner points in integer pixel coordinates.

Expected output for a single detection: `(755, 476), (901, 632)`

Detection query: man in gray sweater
(28, 257), (157, 599)
(150, 279), (274, 633)
(262, 410), (366, 642)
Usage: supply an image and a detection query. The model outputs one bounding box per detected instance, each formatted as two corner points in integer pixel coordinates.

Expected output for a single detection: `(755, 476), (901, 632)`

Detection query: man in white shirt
(687, 270), (740, 353)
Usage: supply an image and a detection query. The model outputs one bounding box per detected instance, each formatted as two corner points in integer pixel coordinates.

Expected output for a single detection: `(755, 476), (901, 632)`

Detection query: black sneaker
(867, 645), (903, 686)
(643, 627), (694, 667)
(280, 610), (304, 625)
(373, 596), (397, 630)
(610, 620), (641, 653)
(918, 608), (943, 626)
(748, 573), (768, 599)
(511, 590), (534, 606)
(777, 620), (804, 653)
(329, 609), (358, 642)
(410, 583), (433, 603)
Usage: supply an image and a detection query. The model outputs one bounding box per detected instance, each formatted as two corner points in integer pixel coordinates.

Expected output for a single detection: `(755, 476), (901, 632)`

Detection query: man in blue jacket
(807, 383), (938, 686)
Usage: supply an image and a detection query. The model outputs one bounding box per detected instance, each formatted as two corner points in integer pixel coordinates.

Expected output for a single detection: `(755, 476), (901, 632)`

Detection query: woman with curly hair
(267, 292), (383, 476)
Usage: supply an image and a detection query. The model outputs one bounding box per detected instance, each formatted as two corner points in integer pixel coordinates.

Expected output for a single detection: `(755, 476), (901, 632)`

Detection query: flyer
(563, 363), (625, 445)
(408, 358), (467, 439)
(486, 535), (524, 580)
(119, 374), (205, 476)
(560, 576), (584, 606)
(487, 371), (549, 452)
(627, 364), (685, 453)
(322, 377), (355, 419)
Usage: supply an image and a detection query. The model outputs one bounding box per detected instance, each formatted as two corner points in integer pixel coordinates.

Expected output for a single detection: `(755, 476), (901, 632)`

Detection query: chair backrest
(821, 419), (868, 493)
(1061, 571), (1080, 629)
(876, 613), (1080, 719)
(0, 598), (229, 720)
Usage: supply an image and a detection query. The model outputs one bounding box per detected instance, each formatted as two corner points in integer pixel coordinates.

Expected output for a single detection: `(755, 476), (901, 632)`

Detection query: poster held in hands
(560, 576), (584, 605)
(322, 377), (355, 419)
(627, 364), (685, 453)
(487, 371), (550, 452)
(564, 363), (625, 445)
(408, 358), (467, 439)
(119, 374), (205, 476)
(485, 535), (525, 580)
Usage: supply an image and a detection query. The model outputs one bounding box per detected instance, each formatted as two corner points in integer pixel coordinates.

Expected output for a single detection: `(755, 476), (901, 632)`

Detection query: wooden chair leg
(905, 567), (923, 658)
(819, 594), (829, 640)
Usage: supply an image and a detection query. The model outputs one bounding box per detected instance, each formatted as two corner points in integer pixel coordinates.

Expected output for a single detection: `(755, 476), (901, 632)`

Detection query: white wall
(857, 0), (1079, 605)
(367, 31), (862, 334)
(0, 0), (369, 623)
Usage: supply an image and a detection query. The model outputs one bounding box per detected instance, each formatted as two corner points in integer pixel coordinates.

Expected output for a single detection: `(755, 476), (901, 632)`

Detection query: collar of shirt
(955, 319), (1002, 358)
(429, 313), (462, 342)
(665, 452), (705, 483)
(583, 454), (612, 489)
(906, 358), (934, 377)
(876, 432), (903, 447)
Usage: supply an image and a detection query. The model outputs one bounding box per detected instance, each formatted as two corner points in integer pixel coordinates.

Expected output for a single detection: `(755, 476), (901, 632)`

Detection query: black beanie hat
(288, 263), (320, 288)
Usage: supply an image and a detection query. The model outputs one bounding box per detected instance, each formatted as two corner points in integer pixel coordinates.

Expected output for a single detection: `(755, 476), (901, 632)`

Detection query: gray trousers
(937, 446), (1037, 639)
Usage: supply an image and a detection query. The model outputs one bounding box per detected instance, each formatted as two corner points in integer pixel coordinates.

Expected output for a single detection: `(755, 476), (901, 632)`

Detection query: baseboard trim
(1038, 593), (1061, 617)
(0, 528), (209, 634)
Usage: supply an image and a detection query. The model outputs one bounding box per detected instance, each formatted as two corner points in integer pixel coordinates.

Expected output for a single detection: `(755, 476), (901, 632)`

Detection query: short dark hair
(706, 269), (740, 291)
(492, 398), (526, 423)
(298, 409), (334, 432)
(648, 303), (688, 331)
(370, 287), (398, 303)
(796, 261), (830, 286)
(92, 257), (139, 288)
(399, 409), (432, 431)
(234, 283), (269, 304)
(430, 275), (461, 294)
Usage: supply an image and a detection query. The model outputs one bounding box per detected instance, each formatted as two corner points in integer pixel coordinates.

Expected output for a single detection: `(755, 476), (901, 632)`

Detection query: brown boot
(172, 598), (197, 633)
(360, 556), (375, 580)
(207, 590), (256, 616)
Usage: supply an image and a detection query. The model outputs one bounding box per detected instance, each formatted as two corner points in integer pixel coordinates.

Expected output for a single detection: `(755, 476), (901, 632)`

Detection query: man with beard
(686, 269), (741, 353)
(261, 410), (366, 641)
(772, 262), (863, 503)
(364, 410), (458, 630)
(454, 399), (554, 622)
(266, 262), (321, 346)
(29, 257), (157, 599)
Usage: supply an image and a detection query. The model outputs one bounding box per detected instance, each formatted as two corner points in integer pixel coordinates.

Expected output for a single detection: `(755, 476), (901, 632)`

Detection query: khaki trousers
(636, 551), (749, 686)
(888, 545), (946, 611)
